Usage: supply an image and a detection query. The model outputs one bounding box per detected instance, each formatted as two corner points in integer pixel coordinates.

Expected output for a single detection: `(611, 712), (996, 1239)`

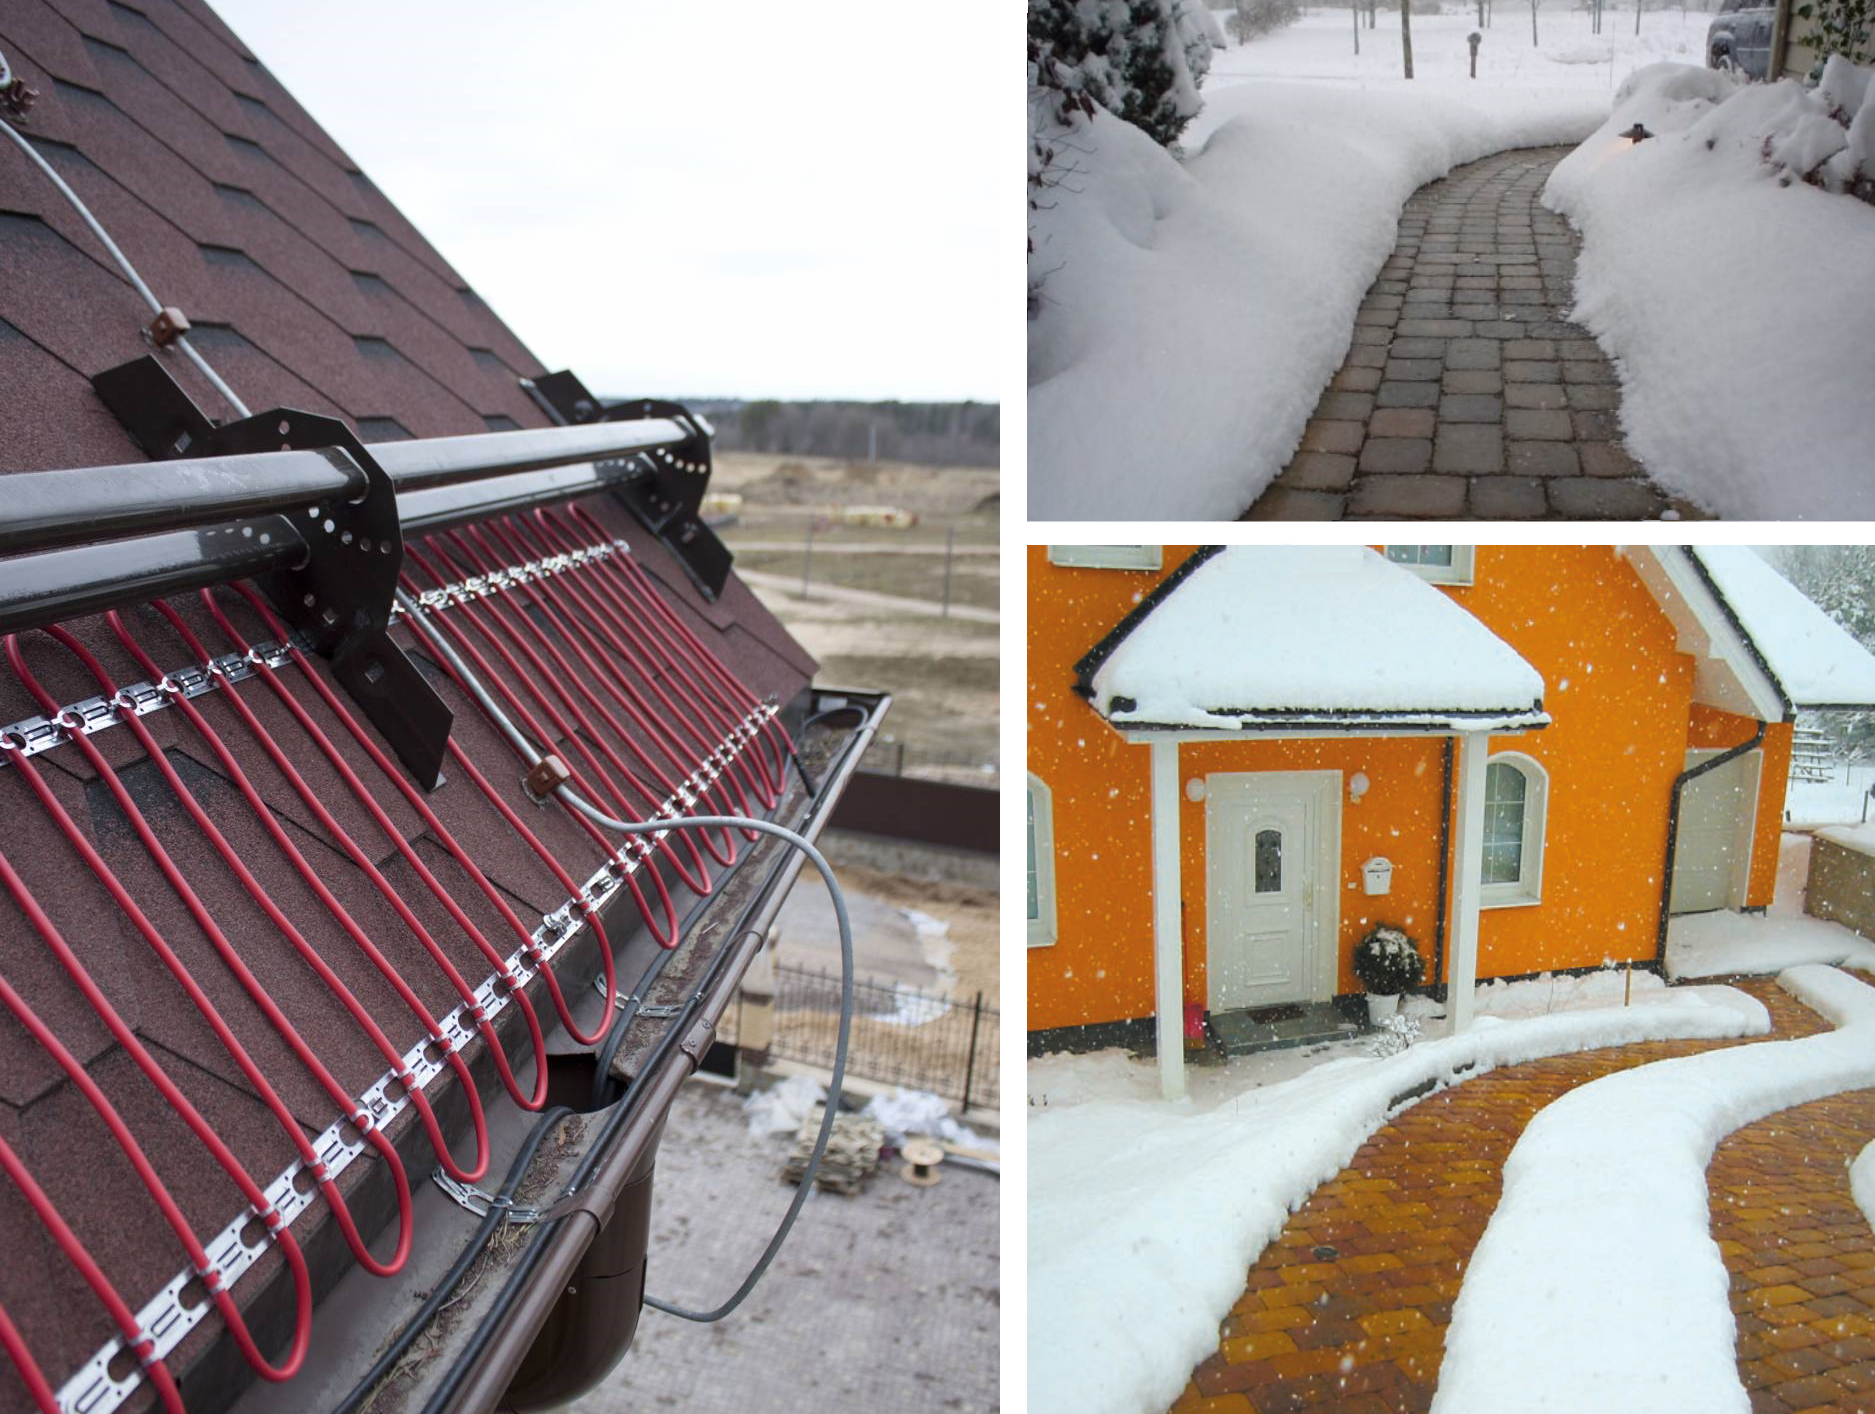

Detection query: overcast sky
(214, 1), (1000, 403)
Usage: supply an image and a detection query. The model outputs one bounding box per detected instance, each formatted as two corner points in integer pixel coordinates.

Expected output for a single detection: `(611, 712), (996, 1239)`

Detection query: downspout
(1432, 738), (1453, 1002)
(1653, 720), (1767, 968)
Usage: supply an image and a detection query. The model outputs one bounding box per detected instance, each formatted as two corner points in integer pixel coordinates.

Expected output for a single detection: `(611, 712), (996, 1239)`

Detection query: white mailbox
(1363, 857), (1394, 896)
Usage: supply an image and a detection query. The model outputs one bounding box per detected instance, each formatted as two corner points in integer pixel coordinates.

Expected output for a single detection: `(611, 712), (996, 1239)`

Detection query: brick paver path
(1243, 146), (1709, 522)
(1168, 979), (1875, 1414)
(1714, 1089), (1875, 1413)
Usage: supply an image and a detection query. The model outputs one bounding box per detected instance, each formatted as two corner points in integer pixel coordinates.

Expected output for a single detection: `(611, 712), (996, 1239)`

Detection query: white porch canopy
(1076, 546), (1549, 1100)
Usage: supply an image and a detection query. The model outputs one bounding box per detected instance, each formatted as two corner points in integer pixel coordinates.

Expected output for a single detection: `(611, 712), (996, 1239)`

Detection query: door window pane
(1254, 829), (1283, 894)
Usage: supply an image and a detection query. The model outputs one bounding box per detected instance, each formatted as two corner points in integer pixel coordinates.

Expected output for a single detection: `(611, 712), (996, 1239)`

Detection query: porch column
(1150, 738), (1186, 1100)
(1448, 730), (1490, 1033)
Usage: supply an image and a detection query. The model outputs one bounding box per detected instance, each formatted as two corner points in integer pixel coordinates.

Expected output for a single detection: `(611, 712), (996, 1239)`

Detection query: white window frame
(1384, 546), (1475, 586)
(1046, 546), (1163, 571)
(1480, 751), (1547, 909)
(1028, 772), (1059, 947)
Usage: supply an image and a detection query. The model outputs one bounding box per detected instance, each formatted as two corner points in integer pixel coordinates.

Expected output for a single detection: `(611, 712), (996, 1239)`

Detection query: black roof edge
(1070, 544), (1224, 700)
(1110, 705), (1549, 733)
(1680, 547), (1796, 724)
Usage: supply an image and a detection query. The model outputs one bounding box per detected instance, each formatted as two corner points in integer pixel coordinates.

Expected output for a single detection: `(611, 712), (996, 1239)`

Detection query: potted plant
(1353, 925), (1424, 1025)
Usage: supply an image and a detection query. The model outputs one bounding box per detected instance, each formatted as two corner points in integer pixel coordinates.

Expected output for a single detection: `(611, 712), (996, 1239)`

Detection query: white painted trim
(1026, 773), (1058, 948)
(1201, 770), (1343, 1011)
(1383, 545), (1475, 585)
(1623, 547), (1787, 721)
(1448, 731), (1490, 1034)
(1150, 740), (1186, 1101)
(1116, 718), (1550, 746)
(1047, 545), (1163, 571)
(1480, 751), (1549, 910)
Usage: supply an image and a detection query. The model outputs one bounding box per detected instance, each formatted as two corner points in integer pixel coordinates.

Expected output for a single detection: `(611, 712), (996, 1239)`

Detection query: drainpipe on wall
(1653, 720), (1767, 969)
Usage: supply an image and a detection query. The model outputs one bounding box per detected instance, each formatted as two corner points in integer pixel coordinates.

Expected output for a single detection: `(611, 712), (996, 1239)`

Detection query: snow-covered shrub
(1688, 56), (1875, 199)
(1369, 1013), (1423, 1057)
(1227, 0), (1303, 42)
(1353, 925), (1425, 995)
(1028, 0), (1214, 149)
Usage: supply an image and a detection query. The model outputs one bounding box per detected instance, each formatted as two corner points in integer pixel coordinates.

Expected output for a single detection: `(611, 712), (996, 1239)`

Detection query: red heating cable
(105, 609), (491, 1185)
(201, 588), (555, 1111)
(217, 583), (633, 1037)
(0, 1300), (59, 1414)
(568, 504), (803, 781)
(468, 518), (762, 856)
(441, 525), (745, 871)
(157, 603), (545, 1116)
(0, 1136), (187, 1414)
(37, 623), (481, 1190)
(2, 635), (413, 1280)
(389, 558), (682, 957)
(543, 506), (793, 799)
(0, 847), (315, 1385)
(412, 536), (717, 897)
(509, 512), (782, 813)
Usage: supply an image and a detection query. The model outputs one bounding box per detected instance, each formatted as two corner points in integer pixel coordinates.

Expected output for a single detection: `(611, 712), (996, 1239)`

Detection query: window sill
(1480, 891), (1542, 911)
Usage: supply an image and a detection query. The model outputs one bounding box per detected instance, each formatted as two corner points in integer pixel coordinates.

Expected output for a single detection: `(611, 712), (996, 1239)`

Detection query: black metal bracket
(520, 370), (732, 600)
(89, 356), (454, 788)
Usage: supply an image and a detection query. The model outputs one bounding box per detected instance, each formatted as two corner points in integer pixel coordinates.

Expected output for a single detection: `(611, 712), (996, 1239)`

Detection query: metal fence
(729, 965), (999, 1112)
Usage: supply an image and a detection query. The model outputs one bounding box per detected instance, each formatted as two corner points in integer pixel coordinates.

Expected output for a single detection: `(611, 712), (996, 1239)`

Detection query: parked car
(1708, 0), (1778, 78)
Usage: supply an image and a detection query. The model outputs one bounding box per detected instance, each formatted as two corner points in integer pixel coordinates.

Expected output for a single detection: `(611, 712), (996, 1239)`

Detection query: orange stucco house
(1027, 544), (1875, 1097)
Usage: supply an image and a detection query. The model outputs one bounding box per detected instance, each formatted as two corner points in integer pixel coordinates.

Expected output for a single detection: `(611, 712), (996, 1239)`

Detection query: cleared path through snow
(1245, 146), (1703, 521)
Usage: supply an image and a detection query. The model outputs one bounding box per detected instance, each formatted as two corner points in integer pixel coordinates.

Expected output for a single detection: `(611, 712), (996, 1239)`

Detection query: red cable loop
(445, 524), (744, 871)
(50, 619), (486, 1189)
(199, 588), (552, 1112)
(0, 849), (315, 1385)
(469, 519), (757, 861)
(508, 512), (781, 816)
(0, 1136), (188, 1414)
(216, 582), (629, 1040)
(2, 634), (413, 1280)
(541, 507), (792, 801)
(415, 535), (718, 896)
(391, 558), (681, 962)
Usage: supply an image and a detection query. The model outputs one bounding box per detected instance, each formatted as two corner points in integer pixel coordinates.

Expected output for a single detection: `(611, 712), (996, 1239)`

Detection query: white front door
(1671, 749), (1762, 914)
(1206, 772), (1340, 1012)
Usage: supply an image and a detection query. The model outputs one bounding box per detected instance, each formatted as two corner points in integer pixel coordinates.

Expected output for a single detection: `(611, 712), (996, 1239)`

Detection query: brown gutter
(446, 691), (891, 1414)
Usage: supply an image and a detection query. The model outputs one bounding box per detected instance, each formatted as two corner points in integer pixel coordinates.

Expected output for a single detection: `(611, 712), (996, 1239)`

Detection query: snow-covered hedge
(1544, 61), (1875, 516)
(1029, 0), (1216, 149)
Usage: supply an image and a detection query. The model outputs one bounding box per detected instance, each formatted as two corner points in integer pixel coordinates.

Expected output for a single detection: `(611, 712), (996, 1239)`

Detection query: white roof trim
(1620, 547), (1788, 722)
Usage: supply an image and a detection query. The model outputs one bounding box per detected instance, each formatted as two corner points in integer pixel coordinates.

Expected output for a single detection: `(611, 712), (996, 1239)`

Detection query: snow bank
(1691, 546), (1875, 706)
(1030, 83), (1610, 519)
(1786, 764), (1875, 826)
(1543, 62), (1875, 517)
(1666, 906), (1875, 978)
(1088, 546), (1544, 726)
(1854, 1139), (1875, 1235)
(1436, 966), (1875, 1414)
(1028, 988), (1767, 1414)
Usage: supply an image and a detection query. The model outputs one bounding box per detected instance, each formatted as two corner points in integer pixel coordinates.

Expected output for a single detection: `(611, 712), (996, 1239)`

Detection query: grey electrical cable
(0, 104), (251, 419)
(395, 588), (857, 1322)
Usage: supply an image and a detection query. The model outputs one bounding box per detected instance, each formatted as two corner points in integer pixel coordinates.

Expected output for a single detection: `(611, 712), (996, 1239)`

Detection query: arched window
(1028, 773), (1058, 946)
(1481, 752), (1547, 908)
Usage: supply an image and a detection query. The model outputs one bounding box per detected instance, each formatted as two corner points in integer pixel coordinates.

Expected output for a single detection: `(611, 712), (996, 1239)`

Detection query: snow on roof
(1084, 546), (1548, 732)
(1691, 547), (1875, 709)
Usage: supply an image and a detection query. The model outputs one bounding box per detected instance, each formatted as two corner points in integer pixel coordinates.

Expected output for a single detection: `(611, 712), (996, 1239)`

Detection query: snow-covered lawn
(1855, 1139), (1875, 1233)
(1543, 62), (1875, 516)
(1027, 973), (1766, 1414)
(1436, 965), (1875, 1414)
(1786, 761), (1875, 827)
(1029, 10), (1712, 519)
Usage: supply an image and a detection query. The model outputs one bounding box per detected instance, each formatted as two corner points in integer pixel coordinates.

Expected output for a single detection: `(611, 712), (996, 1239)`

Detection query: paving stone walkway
(1243, 146), (1707, 521)
(1167, 979), (1875, 1414)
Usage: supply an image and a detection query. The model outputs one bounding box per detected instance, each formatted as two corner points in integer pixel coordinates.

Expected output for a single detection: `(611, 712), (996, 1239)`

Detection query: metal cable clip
(432, 1169), (547, 1225)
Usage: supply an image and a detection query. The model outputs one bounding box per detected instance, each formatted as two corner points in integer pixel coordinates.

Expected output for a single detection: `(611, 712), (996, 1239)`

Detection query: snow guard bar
(0, 358), (728, 789)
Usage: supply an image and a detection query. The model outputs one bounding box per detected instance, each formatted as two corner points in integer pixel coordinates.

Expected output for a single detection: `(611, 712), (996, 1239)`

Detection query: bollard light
(1468, 30), (1481, 79)
(1623, 122), (1654, 143)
